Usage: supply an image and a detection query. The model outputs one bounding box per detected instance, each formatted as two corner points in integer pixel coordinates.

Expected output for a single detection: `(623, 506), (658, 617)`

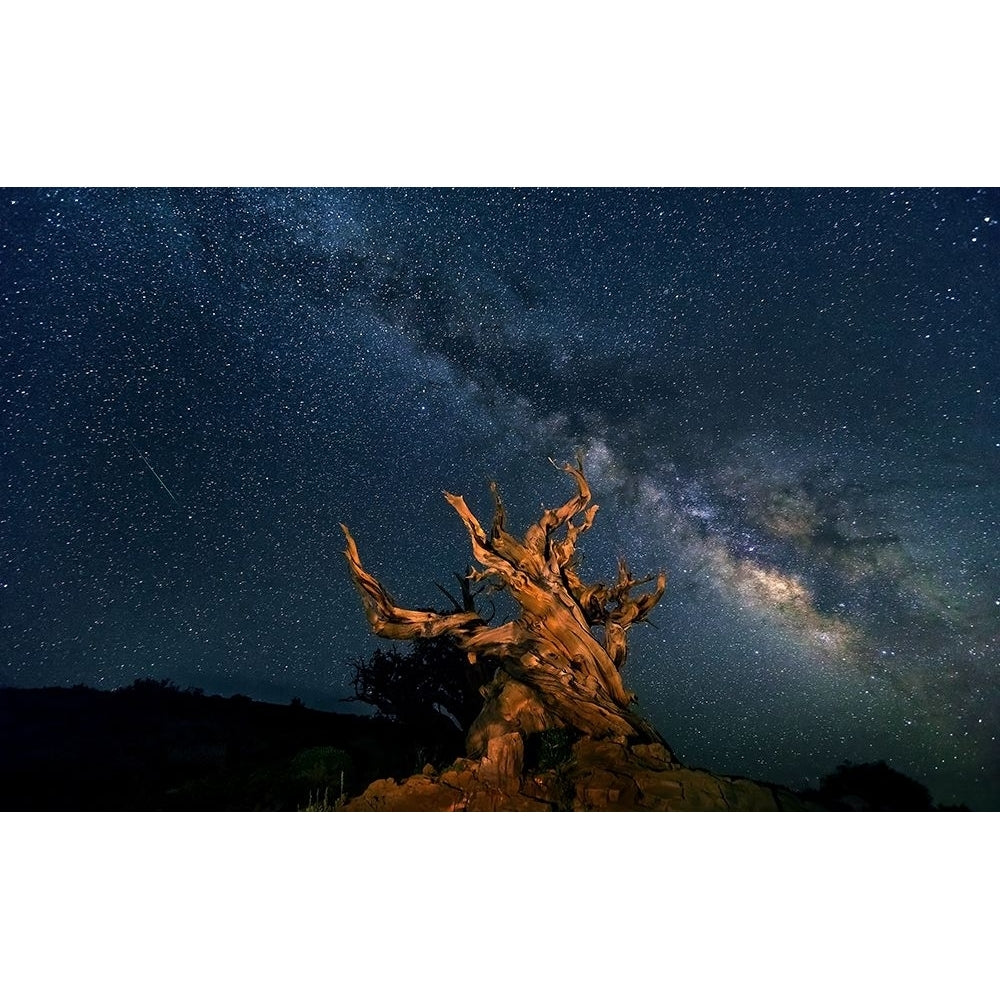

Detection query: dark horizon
(0, 681), (958, 811)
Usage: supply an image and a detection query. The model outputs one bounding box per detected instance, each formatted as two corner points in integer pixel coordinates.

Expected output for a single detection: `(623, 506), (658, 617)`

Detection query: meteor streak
(127, 439), (182, 509)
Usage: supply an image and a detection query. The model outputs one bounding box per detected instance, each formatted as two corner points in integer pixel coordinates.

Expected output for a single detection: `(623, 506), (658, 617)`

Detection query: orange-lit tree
(341, 458), (667, 758)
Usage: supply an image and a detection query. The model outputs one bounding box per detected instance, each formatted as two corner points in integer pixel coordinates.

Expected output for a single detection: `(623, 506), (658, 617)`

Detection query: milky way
(2, 187), (997, 807)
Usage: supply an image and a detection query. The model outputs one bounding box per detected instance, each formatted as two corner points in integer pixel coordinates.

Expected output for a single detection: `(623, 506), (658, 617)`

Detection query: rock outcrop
(343, 732), (815, 811)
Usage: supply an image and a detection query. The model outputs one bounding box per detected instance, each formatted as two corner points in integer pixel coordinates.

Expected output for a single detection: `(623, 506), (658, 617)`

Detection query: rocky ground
(344, 731), (815, 811)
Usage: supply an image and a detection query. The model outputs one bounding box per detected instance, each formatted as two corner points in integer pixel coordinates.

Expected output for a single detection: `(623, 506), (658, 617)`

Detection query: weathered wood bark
(341, 458), (667, 757)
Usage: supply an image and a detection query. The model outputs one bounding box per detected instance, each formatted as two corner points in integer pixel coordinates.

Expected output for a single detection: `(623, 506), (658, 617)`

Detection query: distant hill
(0, 680), (461, 810)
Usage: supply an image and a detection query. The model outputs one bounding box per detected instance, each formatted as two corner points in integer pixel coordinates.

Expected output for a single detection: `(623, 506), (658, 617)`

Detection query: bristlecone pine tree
(341, 458), (668, 758)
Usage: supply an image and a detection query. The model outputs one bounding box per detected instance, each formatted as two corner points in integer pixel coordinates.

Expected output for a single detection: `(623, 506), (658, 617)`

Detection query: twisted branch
(341, 524), (482, 641)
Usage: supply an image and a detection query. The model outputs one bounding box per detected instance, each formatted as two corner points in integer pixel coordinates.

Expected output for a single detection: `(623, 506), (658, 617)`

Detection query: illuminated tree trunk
(341, 459), (667, 758)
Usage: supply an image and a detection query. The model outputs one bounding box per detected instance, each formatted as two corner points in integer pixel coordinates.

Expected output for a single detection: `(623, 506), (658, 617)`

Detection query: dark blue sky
(2, 187), (997, 807)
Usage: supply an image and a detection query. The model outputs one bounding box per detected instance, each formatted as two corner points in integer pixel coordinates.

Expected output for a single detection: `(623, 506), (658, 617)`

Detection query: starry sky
(2, 187), (997, 808)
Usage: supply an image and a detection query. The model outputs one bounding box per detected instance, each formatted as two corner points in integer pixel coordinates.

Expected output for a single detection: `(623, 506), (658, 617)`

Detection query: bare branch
(433, 581), (464, 612)
(524, 456), (594, 558)
(341, 524), (481, 641)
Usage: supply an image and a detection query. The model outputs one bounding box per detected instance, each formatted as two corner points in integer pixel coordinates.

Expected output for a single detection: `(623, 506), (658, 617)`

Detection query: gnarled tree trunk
(341, 459), (667, 758)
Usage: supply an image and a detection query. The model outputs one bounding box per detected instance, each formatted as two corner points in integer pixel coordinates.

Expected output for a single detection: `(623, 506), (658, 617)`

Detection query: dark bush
(348, 636), (494, 733)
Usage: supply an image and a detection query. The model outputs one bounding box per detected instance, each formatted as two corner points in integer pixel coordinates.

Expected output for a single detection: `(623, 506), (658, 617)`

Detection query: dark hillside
(0, 681), (461, 810)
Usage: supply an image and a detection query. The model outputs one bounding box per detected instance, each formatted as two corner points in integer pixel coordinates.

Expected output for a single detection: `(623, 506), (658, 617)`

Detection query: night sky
(2, 187), (997, 808)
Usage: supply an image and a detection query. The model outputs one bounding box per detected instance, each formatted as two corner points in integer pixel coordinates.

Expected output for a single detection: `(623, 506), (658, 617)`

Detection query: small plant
(526, 727), (577, 771)
(301, 770), (347, 811)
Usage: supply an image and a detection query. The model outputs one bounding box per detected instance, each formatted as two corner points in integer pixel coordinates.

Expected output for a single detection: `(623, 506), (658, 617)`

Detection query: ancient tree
(341, 458), (667, 758)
